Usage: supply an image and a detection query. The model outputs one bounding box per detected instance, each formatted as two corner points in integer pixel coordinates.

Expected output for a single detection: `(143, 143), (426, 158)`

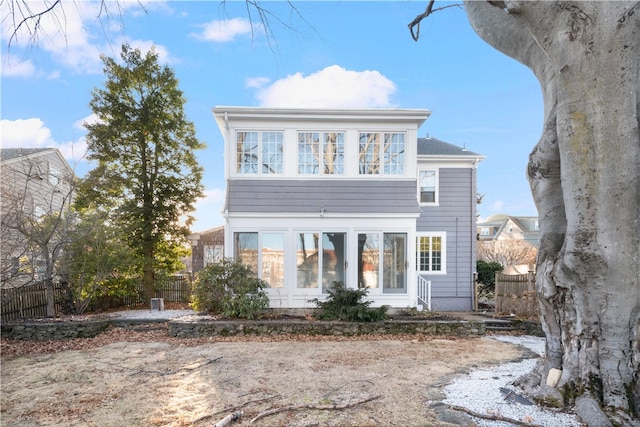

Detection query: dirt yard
(1, 327), (523, 426)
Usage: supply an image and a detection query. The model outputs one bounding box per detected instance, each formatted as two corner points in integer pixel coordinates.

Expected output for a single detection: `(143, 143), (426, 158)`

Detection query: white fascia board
(417, 155), (486, 167)
(212, 106), (431, 128)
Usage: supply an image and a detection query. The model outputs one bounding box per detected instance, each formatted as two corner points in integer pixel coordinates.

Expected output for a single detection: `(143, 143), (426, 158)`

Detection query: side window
(419, 169), (437, 204)
(416, 233), (446, 273)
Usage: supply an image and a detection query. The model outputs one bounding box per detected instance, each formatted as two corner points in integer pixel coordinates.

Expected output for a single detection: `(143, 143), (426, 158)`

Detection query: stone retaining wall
(0, 319), (166, 341)
(168, 319), (486, 338)
(1, 318), (487, 341)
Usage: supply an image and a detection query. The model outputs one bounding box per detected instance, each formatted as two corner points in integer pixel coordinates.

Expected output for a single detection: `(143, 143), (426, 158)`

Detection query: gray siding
(418, 168), (476, 310)
(227, 179), (421, 214)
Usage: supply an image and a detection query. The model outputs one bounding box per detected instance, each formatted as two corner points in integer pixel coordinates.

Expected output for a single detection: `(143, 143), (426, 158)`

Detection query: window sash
(235, 232), (285, 288)
(417, 235), (444, 272)
(359, 132), (405, 175)
(236, 131), (283, 174)
(419, 170), (436, 203)
(298, 132), (345, 175)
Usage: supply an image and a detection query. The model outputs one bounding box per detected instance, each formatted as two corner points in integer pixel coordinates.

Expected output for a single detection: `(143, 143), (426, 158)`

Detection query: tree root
(448, 404), (544, 427)
(249, 395), (381, 424)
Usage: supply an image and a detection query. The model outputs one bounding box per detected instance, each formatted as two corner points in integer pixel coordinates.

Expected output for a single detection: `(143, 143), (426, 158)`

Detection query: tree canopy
(77, 43), (205, 299)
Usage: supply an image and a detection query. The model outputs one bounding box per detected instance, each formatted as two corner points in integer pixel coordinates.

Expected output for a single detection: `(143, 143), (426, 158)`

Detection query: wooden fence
(494, 271), (539, 317)
(1, 282), (66, 323)
(1, 275), (192, 322)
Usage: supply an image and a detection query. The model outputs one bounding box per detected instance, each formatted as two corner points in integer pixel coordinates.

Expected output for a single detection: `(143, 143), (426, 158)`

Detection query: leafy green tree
(60, 208), (140, 313)
(77, 43), (204, 300)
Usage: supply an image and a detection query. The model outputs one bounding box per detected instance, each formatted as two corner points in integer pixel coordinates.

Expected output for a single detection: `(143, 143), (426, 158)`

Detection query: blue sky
(1, 1), (543, 231)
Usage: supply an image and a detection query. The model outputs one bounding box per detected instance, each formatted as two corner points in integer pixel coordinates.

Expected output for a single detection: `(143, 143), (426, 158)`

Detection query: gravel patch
(443, 335), (581, 426)
(109, 309), (195, 320)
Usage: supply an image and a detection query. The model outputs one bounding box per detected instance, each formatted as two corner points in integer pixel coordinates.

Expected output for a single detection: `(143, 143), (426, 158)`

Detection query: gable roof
(1, 148), (54, 162)
(417, 137), (481, 156)
(0, 148), (74, 175)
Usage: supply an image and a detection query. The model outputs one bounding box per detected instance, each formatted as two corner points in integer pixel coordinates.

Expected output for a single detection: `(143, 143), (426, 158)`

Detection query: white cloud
(193, 18), (261, 43)
(74, 114), (100, 130)
(124, 38), (173, 64)
(0, 1), (162, 75)
(1, 118), (53, 148)
(245, 76), (271, 89)
(1, 118), (87, 164)
(254, 65), (397, 108)
(1, 53), (35, 78)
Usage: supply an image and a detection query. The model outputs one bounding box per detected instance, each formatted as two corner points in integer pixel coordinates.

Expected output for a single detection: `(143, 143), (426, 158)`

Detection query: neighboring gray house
(213, 107), (484, 310)
(1, 148), (74, 287)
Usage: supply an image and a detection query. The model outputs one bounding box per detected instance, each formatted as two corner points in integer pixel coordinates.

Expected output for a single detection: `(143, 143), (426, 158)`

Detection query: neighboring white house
(213, 107), (484, 310)
(0, 148), (75, 287)
(477, 214), (540, 247)
(476, 214), (539, 274)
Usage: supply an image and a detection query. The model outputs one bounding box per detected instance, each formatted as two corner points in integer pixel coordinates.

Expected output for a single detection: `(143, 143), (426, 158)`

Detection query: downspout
(471, 160), (478, 311)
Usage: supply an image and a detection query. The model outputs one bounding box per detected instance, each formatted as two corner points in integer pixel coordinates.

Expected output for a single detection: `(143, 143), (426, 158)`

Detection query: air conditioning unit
(150, 298), (164, 311)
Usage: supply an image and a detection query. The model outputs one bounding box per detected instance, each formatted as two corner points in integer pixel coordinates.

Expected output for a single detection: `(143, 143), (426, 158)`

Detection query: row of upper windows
(235, 130), (406, 176)
(235, 131), (439, 205)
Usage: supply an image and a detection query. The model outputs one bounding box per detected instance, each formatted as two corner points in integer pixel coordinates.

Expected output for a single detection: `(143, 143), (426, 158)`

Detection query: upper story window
(419, 169), (437, 204)
(236, 131), (283, 174)
(358, 132), (405, 175)
(49, 165), (61, 186)
(298, 132), (345, 175)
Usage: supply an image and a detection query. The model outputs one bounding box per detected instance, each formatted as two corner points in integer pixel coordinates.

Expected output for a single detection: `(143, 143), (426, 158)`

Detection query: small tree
(191, 258), (269, 319)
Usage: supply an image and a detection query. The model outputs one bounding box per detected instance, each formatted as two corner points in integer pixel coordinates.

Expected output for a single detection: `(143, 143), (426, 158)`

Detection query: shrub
(309, 281), (387, 322)
(476, 260), (504, 294)
(191, 258), (270, 319)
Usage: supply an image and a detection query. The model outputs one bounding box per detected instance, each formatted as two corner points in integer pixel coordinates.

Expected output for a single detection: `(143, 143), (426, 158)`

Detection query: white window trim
(416, 232), (447, 275)
(296, 130), (346, 176)
(418, 168), (439, 206)
(235, 130), (284, 176)
(234, 230), (286, 290)
(357, 131), (407, 176)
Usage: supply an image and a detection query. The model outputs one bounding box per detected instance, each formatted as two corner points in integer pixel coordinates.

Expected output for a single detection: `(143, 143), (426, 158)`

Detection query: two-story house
(0, 148), (74, 287)
(213, 107), (484, 311)
(477, 214), (540, 247)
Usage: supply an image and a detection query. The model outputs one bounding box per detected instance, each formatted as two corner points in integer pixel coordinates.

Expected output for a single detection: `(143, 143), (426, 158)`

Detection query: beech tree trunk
(464, 1), (640, 420)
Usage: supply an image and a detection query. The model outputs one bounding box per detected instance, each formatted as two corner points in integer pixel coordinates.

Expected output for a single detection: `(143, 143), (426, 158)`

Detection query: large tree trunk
(464, 1), (640, 422)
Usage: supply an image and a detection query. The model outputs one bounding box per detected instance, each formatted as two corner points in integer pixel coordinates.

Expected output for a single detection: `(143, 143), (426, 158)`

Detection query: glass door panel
(358, 233), (379, 289)
(322, 233), (346, 293)
(297, 233), (319, 288)
(262, 233), (284, 288)
(383, 233), (407, 293)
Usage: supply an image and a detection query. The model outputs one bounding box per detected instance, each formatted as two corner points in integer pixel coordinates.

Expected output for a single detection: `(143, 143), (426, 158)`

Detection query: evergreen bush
(310, 281), (387, 322)
(191, 258), (270, 319)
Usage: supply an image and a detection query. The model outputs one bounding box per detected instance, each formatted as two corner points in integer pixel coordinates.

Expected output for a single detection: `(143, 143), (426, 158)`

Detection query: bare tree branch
(249, 395), (381, 424)
(408, 1), (463, 41)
